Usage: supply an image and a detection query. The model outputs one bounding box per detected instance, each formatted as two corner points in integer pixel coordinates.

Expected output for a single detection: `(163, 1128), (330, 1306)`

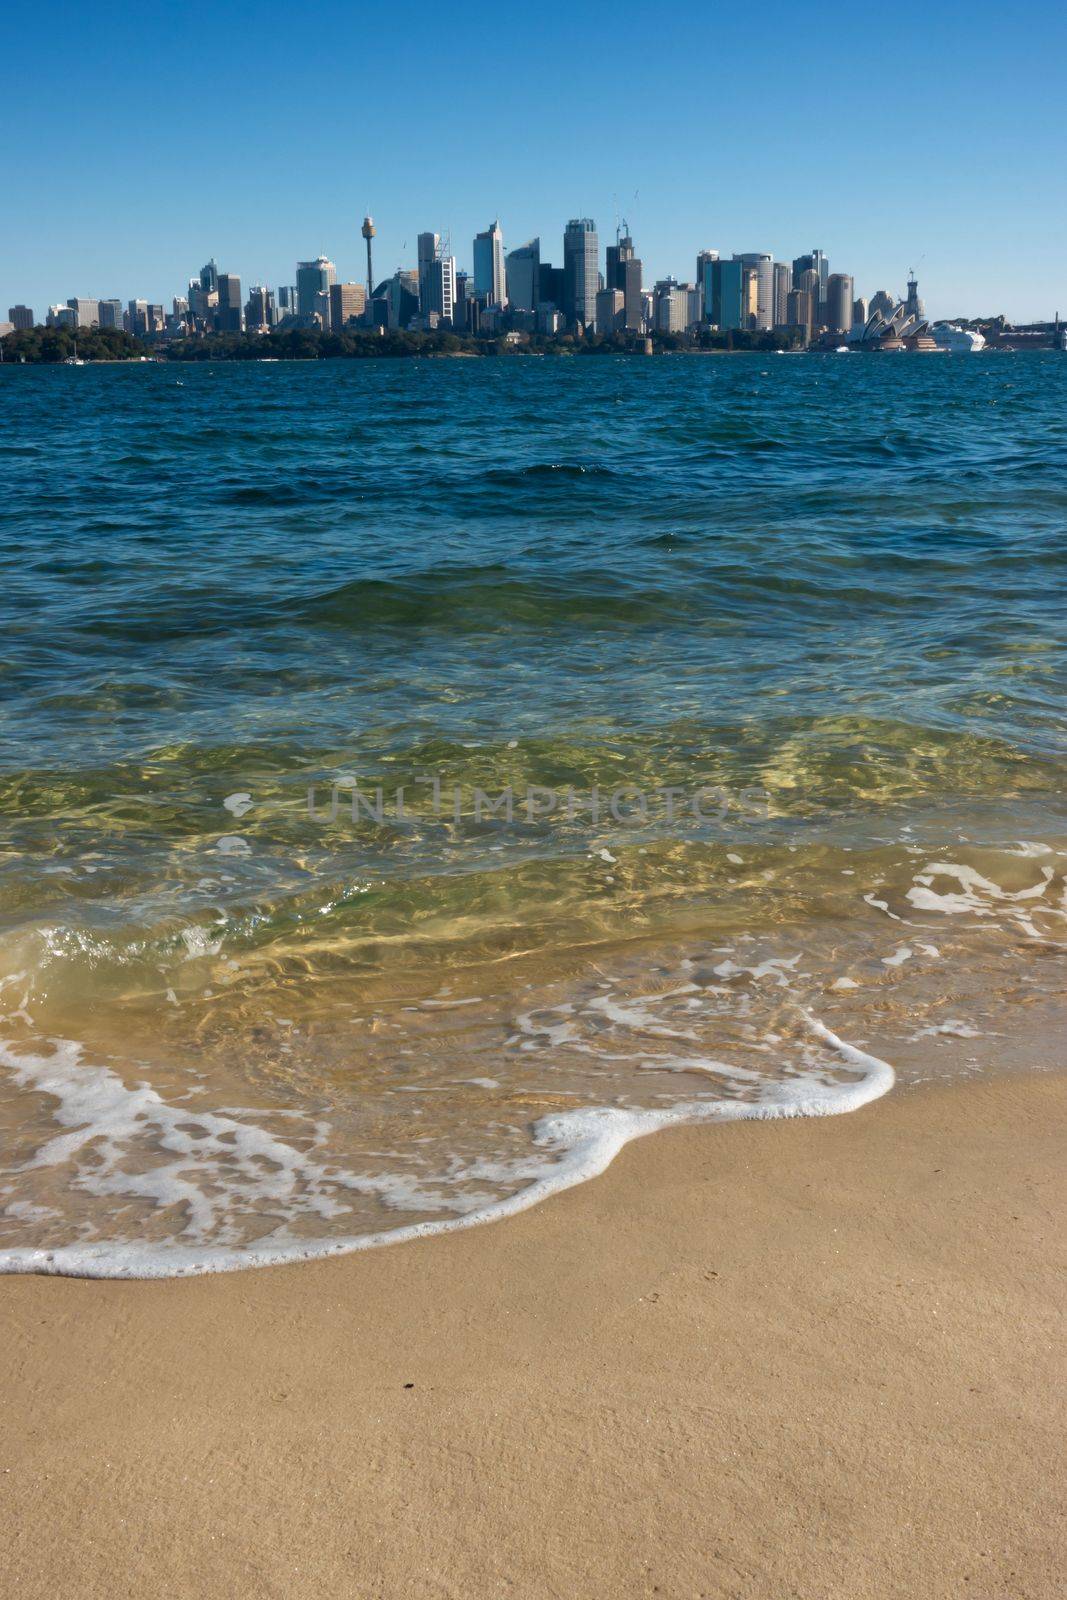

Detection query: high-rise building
(796, 270), (821, 329)
(732, 255), (773, 330)
(127, 300), (149, 336)
(595, 287), (624, 335)
(66, 298), (100, 328)
(473, 220), (507, 306)
(607, 231), (644, 330)
(563, 218), (598, 328)
(276, 286), (297, 320)
(97, 299), (124, 330)
(904, 273), (925, 321)
(792, 250), (828, 314)
(417, 232), (439, 313)
(786, 289), (813, 340)
(199, 259), (219, 294)
(826, 273), (854, 334)
(46, 305), (77, 328)
(418, 233), (456, 322)
(695, 250), (719, 308)
(505, 239), (540, 312)
(538, 263), (565, 309)
(852, 296), (869, 329)
(8, 305), (34, 330)
(653, 279), (690, 334)
(216, 274), (243, 333)
(330, 282), (367, 328)
(705, 258), (745, 332)
(869, 289), (894, 321)
(245, 285), (275, 332)
(296, 257), (336, 318)
(773, 262), (791, 328)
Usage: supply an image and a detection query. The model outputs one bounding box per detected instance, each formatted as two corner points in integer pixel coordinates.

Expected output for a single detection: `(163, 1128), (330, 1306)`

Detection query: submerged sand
(2, 1069), (1064, 1599)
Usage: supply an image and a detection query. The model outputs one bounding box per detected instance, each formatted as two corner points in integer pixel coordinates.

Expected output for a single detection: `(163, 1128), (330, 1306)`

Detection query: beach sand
(2, 1068), (1064, 1600)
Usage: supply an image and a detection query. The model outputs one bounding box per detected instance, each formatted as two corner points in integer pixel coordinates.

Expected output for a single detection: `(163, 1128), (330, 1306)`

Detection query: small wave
(0, 1015), (892, 1279)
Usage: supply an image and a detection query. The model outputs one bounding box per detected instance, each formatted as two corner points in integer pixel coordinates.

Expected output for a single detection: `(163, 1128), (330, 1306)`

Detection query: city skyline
(3, 0), (1065, 323)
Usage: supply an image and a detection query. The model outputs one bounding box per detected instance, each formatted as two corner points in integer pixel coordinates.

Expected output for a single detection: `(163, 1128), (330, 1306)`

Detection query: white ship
(932, 324), (986, 353)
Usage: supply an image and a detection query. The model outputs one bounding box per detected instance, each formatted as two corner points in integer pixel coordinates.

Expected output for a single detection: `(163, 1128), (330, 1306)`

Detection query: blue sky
(5, 0), (1066, 323)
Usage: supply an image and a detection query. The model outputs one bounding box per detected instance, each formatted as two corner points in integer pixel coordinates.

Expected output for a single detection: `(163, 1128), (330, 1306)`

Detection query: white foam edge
(0, 1012), (893, 1281)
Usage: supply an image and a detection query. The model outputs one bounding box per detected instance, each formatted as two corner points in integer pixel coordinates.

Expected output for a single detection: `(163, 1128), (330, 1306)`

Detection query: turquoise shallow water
(0, 353), (1064, 1273)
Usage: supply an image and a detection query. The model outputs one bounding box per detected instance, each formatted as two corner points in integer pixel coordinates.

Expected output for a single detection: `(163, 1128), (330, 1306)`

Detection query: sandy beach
(2, 1067), (1063, 1599)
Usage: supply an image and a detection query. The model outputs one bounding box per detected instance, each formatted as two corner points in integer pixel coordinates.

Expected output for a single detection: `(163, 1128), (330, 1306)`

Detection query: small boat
(64, 340), (85, 367)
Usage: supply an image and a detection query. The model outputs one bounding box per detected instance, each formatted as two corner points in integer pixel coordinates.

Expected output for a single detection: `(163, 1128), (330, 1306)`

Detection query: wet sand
(2, 1068), (1064, 1599)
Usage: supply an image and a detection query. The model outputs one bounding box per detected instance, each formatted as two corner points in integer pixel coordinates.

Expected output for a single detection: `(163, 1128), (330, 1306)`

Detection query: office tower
(296, 257), (337, 317)
(127, 300), (149, 336)
(563, 218), (598, 327)
(454, 271), (472, 331)
(46, 305), (77, 328)
(66, 298), (100, 328)
(706, 258), (744, 331)
(97, 299), (124, 330)
(796, 270), (821, 329)
(418, 234), (456, 321)
(786, 289), (813, 340)
(417, 232), (439, 312)
(330, 282), (367, 328)
(695, 248), (719, 287)
(473, 220), (506, 305)
(276, 286), (298, 319)
(595, 287), (624, 334)
(686, 285), (703, 329)
(506, 239), (541, 312)
(792, 250), (828, 313)
(826, 273), (854, 334)
(8, 305), (34, 330)
(852, 296), (869, 329)
(199, 259), (219, 294)
(607, 229), (644, 330)
(732, 254), (773, 330)
(869, 289), (894, 320)
(653, 280), (690, 334)
(216, 274), (243, 332)
(773, 262), (791, 328)
(245, 285), (274, 331)
(361, 216), (376, 298)
(147, 305), (165, 334)
(538, 263), (565, 308)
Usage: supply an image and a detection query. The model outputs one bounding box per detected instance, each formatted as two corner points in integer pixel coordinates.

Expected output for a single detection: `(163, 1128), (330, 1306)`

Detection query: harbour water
(1, 353), (1064, 1275)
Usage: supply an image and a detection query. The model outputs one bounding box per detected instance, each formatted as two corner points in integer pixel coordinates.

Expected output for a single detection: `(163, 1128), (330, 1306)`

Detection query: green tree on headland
(1, 326), (150, 363)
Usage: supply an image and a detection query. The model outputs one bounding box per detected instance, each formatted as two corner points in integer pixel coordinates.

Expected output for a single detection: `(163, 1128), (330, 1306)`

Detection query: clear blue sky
(4, 0), (1066, 323)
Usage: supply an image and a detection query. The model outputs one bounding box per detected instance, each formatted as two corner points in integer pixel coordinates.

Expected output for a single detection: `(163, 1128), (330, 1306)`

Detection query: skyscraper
(97, 299), (124, 330)
(418, 233), (456, 322)
(826, 273), (854, 334)
(296, 257), (336, 318)
(8, 305), (33, 330)
(505, 239), (540, 312)
(66, 298), (100, 328)
(418, 232), (439, 313)
(473, 220), (507, 306)
(216, 274), (243, 332)
(607, 230), (644, 330)
(732, 255), (773, 330)
(706, 259), (744, 332)
(563, 218), (598, 328)
(245, 285), (275, 332)
(773, 262), (791, 328)
(792, 250), (828, 315)
(330, 282), (367, 329)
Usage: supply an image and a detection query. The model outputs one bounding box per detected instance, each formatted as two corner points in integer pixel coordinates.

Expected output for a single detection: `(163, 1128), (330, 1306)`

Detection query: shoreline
(3, 1066), (1064, 1598)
